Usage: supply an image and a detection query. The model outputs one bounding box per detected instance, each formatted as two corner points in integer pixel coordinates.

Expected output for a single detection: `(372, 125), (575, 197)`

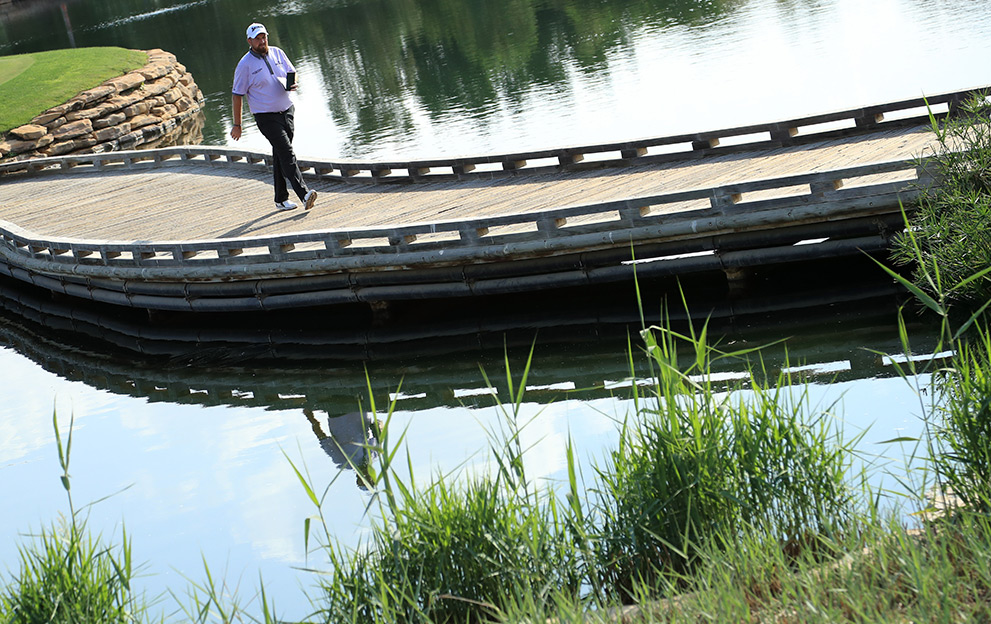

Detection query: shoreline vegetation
(1, 77), (990, 623)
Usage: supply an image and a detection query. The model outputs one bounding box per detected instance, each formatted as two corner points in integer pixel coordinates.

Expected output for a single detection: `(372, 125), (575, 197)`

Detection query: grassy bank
(0, 47), (147, 134)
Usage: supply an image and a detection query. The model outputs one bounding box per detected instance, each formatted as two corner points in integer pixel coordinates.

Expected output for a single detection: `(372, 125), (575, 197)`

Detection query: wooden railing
(0, 157), (928, 284)
(2, 84), (986, 184)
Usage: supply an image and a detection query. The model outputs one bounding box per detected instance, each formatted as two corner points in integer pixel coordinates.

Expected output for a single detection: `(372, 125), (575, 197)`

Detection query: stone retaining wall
(0, 49), (206, 162)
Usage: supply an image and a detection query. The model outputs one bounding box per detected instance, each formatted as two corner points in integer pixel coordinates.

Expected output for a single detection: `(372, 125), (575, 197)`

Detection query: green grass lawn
(0, 47), (147, 135)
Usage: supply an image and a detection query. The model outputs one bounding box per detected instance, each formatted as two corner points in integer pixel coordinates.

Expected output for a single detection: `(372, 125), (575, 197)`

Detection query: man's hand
(230, 125), (242, 140)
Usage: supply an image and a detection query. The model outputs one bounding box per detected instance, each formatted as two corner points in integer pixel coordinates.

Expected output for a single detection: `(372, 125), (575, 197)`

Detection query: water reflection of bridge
(0, 268), (940, 417)
(0, 87), (986, 313)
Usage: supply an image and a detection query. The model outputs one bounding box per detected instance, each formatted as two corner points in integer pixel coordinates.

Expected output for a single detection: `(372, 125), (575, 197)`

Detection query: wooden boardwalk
(0, 124), (935, 241)
(0, 86), (984, 312)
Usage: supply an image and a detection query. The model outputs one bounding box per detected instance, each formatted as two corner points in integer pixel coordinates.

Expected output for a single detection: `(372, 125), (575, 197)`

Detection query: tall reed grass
(890, 91), (991, 304)
(0, 412), (281, 624)
(930, 327), (991, 513)
(0, 413), (142, 624)
(298, 360), (587, 623)
(297, 308), (863, 622)
(592, 313), (856, 603)
(875, 121), (991, 521)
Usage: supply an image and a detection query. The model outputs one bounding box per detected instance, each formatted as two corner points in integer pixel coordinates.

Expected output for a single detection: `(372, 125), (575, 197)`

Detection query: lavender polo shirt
(232, 46), (295, 114)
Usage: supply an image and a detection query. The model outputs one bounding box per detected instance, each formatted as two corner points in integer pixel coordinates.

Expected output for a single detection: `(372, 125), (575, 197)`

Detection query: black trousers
(254, 106), (308, 203)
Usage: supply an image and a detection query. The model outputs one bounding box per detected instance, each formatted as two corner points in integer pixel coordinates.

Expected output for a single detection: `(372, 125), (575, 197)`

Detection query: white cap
(246, 23), (268, 39)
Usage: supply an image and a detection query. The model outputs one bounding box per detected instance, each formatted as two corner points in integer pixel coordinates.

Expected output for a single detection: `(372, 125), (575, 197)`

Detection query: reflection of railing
(0, 270), (940, 417)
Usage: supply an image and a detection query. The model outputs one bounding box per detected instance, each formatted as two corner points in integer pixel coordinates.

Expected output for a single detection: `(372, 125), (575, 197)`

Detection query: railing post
(268, 242), (295, 257)
(810, 179), (843, 197)
(452, 162), (476, 177)
(619, 201), (649, 226)
(855, 107), (884, 128)
(916, 161), (938, 187)
(692, 137), (719, 152)
(537, 216), (566, 234)
(503, 159), (527, 171)
(620, 146), (646, 160)
(459, 225), (488, 245)
(387, 231), (417, 251)
(710, 188), (741, 211)
(770, 125), (798, 146)
(409, 167), (431, 181)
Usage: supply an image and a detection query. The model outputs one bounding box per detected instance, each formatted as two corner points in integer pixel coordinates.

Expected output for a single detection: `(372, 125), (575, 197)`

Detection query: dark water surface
(0, 0), (986, 618)
(2, 0), (989, 160)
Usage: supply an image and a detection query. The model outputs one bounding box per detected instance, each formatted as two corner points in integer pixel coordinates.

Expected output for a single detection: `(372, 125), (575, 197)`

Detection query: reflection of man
(231, 22), (318, 212)
(304, 409), (378, 487)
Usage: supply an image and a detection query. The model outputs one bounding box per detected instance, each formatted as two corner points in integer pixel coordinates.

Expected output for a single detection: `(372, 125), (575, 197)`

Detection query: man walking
(231, 22), (317, 211)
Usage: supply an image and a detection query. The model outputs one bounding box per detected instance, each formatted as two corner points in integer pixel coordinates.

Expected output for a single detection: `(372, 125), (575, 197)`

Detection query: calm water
(0, 272), (940, 619)
(2, 0), (990, 160)
(1, 0), (987, 618)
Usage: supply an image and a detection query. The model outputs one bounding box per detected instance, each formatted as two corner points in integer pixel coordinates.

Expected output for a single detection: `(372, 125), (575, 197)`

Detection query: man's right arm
(230, 94), (243, 140)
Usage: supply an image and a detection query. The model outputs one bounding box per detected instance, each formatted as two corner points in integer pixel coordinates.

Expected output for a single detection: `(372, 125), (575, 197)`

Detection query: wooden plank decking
(0, 124), (935, 242)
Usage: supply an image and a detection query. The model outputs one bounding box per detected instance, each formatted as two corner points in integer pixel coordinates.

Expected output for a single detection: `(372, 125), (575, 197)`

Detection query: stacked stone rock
(0, 49), (205, 162)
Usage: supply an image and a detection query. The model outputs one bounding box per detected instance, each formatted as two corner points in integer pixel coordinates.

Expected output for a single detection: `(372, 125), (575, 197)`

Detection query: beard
(249, 40), (269, 55)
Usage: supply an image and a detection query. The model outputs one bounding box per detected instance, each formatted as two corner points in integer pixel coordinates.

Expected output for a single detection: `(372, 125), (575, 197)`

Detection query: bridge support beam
(723, 266), (754, 296)
(369, 300), (393, 325)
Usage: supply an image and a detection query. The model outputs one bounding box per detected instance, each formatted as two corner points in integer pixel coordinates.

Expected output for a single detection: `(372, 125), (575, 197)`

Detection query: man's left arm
(230, 58), (250, 139)
(230, 94), (244, 140)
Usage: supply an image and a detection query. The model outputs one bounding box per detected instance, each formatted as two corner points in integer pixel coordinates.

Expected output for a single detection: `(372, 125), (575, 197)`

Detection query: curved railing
(0, 157), (929, 277)
(1, 84), (984, 184)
